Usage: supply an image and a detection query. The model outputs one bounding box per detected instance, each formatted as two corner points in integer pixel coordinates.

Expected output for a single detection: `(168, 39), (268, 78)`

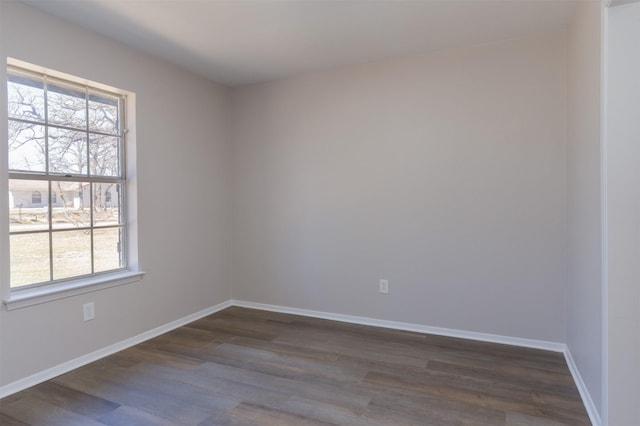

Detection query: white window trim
(3, 270), (145, 310)
(2, 58), (143, 309)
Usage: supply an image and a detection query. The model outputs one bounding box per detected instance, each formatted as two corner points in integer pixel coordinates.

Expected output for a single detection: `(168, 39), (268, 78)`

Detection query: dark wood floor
(0, 307), (590, 425)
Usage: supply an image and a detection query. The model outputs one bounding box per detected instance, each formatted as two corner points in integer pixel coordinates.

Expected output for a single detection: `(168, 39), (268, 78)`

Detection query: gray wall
(605, 2), (640, 423)
(0, 1), (232, 386)
(565, 0), (603, 417)
(231, 33), (568, 342)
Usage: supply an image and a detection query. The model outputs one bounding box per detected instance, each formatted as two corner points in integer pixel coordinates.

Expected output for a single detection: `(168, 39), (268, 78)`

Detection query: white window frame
(2, 59), (143, 310)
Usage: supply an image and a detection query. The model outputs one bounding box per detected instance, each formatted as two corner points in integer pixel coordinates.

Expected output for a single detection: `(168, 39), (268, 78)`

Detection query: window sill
(2, 271), (145, 311)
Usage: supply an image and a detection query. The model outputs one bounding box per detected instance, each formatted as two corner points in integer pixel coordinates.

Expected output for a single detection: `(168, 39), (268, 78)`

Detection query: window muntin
(7, 66), (127, 290)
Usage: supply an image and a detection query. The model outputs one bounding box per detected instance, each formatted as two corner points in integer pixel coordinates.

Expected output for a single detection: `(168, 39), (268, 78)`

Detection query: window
(7, 64), (128, 290)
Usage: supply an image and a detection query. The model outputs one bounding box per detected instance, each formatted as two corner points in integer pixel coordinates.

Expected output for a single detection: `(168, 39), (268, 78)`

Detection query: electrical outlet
(83, 302), (95, 321)
(379, 279), (389, 294)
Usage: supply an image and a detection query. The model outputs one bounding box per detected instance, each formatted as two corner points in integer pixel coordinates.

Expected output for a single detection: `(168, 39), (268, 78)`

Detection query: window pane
(48, 127), (87, 175)
(7, 65), (128, 288)
(47, 82), (86, 129)
(52, 230), (91, 280)
(93, 183), (121, 226)
(51, 181), (91, 230)
(94, 227), (122, 272)
(88, 93), (119, 134)
(8, 121), (46, 172)
(10, 233), (50, 287)
(8, 73), (45, 123)
(9, 180), (50, 232)
(89, 134), (120, 177)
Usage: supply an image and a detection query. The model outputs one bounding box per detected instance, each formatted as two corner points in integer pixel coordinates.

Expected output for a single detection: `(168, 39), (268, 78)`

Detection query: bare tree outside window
(7, 67), (126, 288)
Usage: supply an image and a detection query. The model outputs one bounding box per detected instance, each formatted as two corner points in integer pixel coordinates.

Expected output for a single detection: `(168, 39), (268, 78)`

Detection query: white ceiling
(22, 0), (578, 87)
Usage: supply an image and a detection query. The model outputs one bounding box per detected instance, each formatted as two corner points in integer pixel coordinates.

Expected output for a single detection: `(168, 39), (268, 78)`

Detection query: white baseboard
(0, 299), (232, 399)
(564, 348), (601, 426)
(230, 299), (566, 352)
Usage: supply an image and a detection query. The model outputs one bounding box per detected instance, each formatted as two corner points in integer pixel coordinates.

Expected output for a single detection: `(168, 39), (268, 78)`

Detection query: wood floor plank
(282, 395), (382, 426)
(22, 381), (120, 418)
(363, 370), (587, 424)
(0, 306), (591, 425)
(0, 412), (29, 426)
(505, 411), (572, 426)
(367, 389), (506, 426)
(186, 362), (296, 406)
(53, 361), (236, 424)
(185, 315), (280, 341)
(96, 405), (177, 426)
(0, 395), (105, 426)
(427, 359), (579, 397)
(207, 342), (370, 384)
(221, 335), (340, 362)
(228, 402), (335, 426)
(274, 330), (429, 368)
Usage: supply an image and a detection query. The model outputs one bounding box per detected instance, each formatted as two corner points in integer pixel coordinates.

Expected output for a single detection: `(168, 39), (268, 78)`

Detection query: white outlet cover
(379, 279), (389, 294)
(83, 302), (95, 321)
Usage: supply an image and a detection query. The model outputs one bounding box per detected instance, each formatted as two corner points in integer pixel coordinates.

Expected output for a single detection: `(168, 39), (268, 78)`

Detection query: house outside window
(7, 62), (129, 289)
